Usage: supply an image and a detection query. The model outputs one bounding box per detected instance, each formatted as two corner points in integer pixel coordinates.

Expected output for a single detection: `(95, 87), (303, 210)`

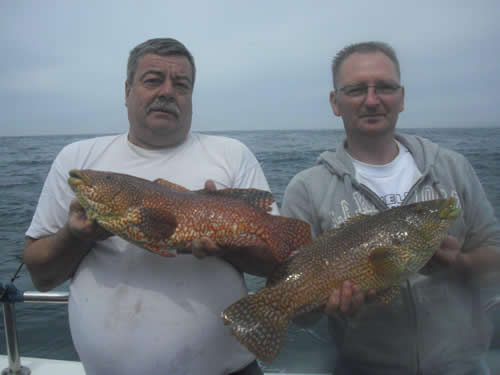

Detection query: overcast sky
(1, 1), (499, 136)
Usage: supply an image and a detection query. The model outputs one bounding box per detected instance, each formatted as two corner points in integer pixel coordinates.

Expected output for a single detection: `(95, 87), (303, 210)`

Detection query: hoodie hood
(317, 133), (442, 180)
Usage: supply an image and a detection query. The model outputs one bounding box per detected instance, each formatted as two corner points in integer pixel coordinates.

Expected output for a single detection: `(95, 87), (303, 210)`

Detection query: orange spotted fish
(67, 169), (311, 261)
(222, 198), (460, 362)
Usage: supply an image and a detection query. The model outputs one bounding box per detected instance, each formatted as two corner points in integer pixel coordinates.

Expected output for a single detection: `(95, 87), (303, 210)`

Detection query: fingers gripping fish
(67, 169), (311, 261)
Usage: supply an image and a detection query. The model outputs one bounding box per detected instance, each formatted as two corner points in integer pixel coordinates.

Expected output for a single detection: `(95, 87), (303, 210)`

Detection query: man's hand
(423, 235), (473, 275)
(24, 199), (112, 292)
(324, 281), (376, 317)
(431, 235), (462, 266)
(67, 199), (112, 242)
(204, 179), (217, 191)
(432, 235), (500, 277)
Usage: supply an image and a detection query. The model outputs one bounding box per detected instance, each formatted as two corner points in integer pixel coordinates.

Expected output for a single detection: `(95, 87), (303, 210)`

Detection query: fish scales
(67, 169), (311, 261)
(222, 198), (460, 363)
(168, 197), (269, 245)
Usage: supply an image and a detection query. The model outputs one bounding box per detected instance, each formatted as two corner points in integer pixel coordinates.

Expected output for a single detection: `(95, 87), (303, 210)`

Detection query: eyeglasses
(336, 83), (402, 97)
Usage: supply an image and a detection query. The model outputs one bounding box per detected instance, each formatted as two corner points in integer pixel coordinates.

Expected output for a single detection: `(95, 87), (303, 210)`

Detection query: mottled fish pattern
(222, 198), (460, 362)
(67, 169), (311, 261)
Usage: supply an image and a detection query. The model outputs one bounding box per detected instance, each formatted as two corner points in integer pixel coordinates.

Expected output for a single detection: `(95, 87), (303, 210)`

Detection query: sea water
(0, 128), (499, 372)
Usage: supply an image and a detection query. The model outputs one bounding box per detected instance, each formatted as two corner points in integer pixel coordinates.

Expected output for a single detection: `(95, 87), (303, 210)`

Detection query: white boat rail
(1, 281), (500, 375)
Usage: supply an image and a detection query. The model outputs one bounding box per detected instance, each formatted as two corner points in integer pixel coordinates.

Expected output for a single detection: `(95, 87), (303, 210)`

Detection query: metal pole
(1, 303), (30, 375)
(22, 292), (68, 304)
(484, 295), (500, 313)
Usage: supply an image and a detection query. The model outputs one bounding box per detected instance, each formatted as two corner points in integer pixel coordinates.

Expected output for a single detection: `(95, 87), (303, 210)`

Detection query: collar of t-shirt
(350, 141), (422, 207)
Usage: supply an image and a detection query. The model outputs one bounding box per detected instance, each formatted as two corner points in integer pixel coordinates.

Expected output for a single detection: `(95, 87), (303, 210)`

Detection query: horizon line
(1, 125), (500, 138)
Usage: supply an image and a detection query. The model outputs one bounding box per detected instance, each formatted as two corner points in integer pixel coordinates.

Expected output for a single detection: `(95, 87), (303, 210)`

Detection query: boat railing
(1, 282), (500, 375)
(1, 283), (68, 375)
(485, 294), (500, 313)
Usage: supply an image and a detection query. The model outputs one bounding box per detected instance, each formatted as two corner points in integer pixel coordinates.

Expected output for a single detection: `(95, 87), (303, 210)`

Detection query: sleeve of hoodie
(458, 156), (500, 252)
(281, 171), (321, 239)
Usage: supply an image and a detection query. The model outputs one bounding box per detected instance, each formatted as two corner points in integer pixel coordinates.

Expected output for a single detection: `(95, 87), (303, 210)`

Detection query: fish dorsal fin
(198, 188), (274, 211)
(368, 246), (409, 284)
(153, 178), (190, 192)
(152, 179), (274, 210)
(339, 213), (370, 228)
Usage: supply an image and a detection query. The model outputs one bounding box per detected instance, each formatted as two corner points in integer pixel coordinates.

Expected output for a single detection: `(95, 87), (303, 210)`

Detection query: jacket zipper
(406, 280), (421, 375)
(355, 174), (429, 375)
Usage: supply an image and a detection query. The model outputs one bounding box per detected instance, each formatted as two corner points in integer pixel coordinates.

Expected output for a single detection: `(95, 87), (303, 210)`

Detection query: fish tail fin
(268, 216), (312, 261)
(222, 288), (292, 363)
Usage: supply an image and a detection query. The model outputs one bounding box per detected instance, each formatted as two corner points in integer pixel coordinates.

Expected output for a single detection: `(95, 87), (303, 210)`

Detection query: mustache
(147, 100), (180, 116)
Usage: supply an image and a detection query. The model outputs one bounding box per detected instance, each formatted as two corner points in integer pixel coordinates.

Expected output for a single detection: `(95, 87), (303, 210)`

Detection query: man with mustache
(23, 38), (276, 375)
(282, 41), (500, 374)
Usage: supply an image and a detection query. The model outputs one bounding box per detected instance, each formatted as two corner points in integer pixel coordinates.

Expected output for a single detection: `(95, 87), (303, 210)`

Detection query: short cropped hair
(127, 38), (196, 86)
(331, 41), (400, 89)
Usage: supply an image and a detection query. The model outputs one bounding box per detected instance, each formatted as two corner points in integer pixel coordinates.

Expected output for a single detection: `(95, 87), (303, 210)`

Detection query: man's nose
(158, 79), (175, 97)
(363, 87), (381, 106)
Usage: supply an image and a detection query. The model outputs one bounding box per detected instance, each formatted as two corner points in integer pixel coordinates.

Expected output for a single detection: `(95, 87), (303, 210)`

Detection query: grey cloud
(1, 0), (499, 136)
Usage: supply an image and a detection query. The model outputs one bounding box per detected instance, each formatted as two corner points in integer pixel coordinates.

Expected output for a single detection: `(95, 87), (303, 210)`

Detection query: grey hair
(331, 41), (400, 89)
(127, 38), (196, 86)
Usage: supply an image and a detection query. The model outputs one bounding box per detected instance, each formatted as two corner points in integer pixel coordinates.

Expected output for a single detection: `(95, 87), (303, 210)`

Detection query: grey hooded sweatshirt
(281, 133), (500, 375)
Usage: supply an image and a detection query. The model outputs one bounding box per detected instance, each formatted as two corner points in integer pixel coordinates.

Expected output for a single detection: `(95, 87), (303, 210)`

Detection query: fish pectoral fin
(368, 246), (409, 284)
(152, 178), (190, 192)
(197, 188), (275, 211)
(136, 207), (177, 240)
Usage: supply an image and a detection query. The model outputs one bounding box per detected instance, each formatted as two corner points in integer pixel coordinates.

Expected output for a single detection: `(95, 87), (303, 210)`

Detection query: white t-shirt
(26, 132), (275, 375)
(352, 141), (421, 208)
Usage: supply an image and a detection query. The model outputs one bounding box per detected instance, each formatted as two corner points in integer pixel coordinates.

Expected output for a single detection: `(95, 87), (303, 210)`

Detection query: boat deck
(1, 353), (500, 375)
(2, 285), (500, 374)
(0, 355), (331, 375)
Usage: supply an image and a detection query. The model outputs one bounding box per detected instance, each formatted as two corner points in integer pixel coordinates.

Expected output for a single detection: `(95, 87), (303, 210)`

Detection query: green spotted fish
(67, 169), (311, 261)
(222, 198), (460, 362)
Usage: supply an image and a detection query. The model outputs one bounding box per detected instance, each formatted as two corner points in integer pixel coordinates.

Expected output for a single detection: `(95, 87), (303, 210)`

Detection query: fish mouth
(68, 169), (84, 189)
(439, 198), (460, 219)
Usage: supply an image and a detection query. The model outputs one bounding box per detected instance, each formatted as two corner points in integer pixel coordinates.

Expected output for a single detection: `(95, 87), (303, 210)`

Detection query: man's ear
(125, 81), (131, 106)
(399, 86), (405, 113)
(329, 90), (341, 116)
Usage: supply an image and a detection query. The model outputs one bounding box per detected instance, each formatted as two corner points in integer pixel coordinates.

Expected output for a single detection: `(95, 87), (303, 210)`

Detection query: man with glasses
(282, 41), (500, 374)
